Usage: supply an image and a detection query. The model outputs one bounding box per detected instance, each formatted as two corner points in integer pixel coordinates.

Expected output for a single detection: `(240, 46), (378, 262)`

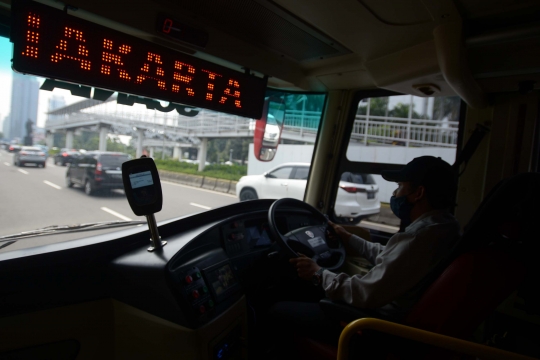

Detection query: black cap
(381, 156), (455, 187)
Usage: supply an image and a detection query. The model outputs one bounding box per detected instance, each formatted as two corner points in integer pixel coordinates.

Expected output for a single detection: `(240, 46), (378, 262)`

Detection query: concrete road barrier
(189, 175), (204, 187)
(215, 179), (231, 193)
(159, 170), (203, 188)
(201, 177), (217, 190)
(176, 173), (191, 185)
(229, 181), (238, 196)
(158, 169), (240, 195)
(158, 170), (176, 181)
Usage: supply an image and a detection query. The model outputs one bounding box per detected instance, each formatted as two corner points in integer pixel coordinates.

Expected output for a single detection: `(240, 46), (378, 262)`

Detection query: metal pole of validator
(146, 214), (167, 252)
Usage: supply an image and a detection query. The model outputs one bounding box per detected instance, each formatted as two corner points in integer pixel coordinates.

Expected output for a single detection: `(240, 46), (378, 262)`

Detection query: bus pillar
(198, 138), (208, 171)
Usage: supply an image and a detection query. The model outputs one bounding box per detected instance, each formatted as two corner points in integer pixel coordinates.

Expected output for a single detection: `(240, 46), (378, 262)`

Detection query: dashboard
(0, 199), (319, 325)
(165, 204), (320, 329)
(0, 199), (327, 358)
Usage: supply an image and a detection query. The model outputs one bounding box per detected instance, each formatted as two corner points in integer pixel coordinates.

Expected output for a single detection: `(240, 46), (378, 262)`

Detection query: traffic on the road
(0, 147), (398, 252)
(0, 149), (238, 252)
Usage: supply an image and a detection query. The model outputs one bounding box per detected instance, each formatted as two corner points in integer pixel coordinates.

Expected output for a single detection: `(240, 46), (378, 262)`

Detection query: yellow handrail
(337, 318), (537, 360)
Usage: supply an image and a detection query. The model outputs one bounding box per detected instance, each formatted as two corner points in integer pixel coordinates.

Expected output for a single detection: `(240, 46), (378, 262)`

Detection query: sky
(0, 36), (12, 127)
(0, 36), (85, 130)
(0, 36), (132, 144)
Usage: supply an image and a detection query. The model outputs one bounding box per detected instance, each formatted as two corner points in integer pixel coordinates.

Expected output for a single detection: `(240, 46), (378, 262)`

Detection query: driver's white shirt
(321, 209), (460, 319)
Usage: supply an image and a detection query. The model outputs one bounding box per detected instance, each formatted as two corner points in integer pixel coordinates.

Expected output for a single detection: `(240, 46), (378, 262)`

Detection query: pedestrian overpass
(45, 95), (458, 169)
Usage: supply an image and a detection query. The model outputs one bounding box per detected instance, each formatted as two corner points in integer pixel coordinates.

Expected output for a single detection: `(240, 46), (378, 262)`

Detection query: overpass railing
(47, 103), (457, 147)
(351, 115), (458, 148)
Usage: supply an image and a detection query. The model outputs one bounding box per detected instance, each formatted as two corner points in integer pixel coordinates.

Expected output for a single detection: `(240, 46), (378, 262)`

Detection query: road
(0, 149), (397, 252)
(0, 150), (238, 251)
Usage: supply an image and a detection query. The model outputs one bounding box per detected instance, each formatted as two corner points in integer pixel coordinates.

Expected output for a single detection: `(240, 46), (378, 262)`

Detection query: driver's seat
(295, 172), (539, 359)
(295, 245), (526, 360)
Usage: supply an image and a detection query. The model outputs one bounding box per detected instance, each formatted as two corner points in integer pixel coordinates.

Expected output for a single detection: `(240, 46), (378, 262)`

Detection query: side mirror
(254, 96), (285, 162)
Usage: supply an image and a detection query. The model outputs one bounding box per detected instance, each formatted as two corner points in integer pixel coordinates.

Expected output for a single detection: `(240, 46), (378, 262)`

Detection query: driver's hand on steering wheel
(289, 253), (321, 281)
(328, 221), (353, 244)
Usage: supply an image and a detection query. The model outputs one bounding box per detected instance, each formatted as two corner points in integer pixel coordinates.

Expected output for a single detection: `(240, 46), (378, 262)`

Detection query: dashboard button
(202, 286), (209, 293)
(194, 272), (201, 279)
(208, 300), (214, 308)
(192, 290), (200, 299)
(199, 305), (206, 314)
(185, 275), (193, 284)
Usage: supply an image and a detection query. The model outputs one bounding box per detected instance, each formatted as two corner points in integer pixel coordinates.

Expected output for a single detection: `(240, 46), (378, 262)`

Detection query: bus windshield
(0, 36), (328, 252)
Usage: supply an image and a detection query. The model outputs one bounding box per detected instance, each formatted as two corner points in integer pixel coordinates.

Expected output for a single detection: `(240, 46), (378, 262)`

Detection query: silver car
(13, 146), (47, 168)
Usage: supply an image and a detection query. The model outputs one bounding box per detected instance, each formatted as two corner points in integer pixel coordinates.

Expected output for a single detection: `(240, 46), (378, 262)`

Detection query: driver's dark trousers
(259, 301), (390, 360)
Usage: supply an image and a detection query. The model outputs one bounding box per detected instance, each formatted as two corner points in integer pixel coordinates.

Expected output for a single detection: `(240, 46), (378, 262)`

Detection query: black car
(54, 148), (80, 166)
(66, 151), (131, 195)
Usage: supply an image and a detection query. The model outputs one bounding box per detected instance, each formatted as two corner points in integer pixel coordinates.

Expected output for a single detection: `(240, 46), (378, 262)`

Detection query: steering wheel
(268, 198), (346, 273)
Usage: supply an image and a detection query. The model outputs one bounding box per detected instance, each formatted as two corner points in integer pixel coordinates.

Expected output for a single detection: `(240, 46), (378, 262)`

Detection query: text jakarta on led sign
(10, 1), (267, 119)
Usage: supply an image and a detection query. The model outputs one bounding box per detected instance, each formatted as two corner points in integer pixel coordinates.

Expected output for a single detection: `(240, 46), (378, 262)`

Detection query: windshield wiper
(0, 220), (146, 246)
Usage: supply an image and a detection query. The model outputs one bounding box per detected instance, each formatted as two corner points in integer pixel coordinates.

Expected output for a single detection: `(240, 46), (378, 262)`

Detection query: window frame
(325, 89), (466, 229)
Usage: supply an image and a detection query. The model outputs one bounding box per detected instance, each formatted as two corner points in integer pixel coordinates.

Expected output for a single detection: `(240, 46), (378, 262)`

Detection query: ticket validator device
(122, 156), (166, 252)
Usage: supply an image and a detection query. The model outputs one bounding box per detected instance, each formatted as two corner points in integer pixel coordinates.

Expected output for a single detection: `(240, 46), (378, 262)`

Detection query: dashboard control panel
(171, 256), (242, 327)
(223, 221), (247, 255)
(176, 267), (215, 317)
(222, 219), (274, 257)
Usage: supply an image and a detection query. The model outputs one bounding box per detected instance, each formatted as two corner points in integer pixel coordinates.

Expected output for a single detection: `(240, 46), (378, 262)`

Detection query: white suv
(236, 162), (380, 224)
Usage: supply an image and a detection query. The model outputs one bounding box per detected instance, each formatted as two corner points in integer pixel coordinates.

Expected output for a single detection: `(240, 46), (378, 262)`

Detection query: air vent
(163, 0), (351, 62)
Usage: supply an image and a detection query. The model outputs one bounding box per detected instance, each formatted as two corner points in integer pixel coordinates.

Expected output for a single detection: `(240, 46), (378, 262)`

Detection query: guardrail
(351, 115), (458, 148)
(158, 169), (238, 196)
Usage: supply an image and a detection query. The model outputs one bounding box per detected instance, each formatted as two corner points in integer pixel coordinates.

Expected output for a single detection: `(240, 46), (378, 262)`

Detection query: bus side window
(334, 94), (461, 231)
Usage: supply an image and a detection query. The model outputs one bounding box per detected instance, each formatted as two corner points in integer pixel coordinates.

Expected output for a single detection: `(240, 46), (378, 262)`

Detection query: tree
(73, 130), (99, 150)
(228, 138), (250, 165)
(357, 97), (389, 116)
(207, 138), (250, 164)
(389, 103), (421, 119)
(433, 96), (460, 122)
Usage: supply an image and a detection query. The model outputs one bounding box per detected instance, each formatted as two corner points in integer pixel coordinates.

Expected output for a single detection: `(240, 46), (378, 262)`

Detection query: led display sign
(10, 1), (267, 119)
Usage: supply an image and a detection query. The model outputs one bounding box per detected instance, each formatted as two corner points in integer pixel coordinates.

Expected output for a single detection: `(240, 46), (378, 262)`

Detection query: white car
(236, 162), (380, 224)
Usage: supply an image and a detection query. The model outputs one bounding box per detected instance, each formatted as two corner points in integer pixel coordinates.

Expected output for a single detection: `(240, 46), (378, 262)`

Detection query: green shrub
(154, 160), (247, 181)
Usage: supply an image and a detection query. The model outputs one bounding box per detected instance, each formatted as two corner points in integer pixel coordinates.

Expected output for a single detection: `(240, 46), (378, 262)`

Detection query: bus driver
(267, 156), (461, 356)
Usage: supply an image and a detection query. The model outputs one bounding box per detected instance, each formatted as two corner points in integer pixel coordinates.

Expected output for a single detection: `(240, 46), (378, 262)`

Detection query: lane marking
(43, 180), (62, 190)
(101, 207), (132, 221)
(4, 162), (10, 166)
(161, 180), (237, 198)
(190, 202), (212, 210)
(18, 169), (29, 175)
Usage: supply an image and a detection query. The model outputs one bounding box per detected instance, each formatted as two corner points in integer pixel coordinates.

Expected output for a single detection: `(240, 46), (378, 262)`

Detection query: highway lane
(0, 150), (238, 251)
(0, 149), (397, 253)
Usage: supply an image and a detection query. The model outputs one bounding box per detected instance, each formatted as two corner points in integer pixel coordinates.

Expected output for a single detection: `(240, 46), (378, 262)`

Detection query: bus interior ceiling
(0, 0), (540, 359)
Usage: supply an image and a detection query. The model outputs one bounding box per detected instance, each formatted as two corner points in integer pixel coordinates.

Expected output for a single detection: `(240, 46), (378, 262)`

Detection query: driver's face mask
(390, 191), (415, 225)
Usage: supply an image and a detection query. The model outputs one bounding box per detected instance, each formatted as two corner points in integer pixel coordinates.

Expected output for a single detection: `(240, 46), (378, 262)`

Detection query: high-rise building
(46, 94), (66, 126)
(7, 73), (39, 142)
(48, 94), (65, 112)
(2, 115), (9, 139)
